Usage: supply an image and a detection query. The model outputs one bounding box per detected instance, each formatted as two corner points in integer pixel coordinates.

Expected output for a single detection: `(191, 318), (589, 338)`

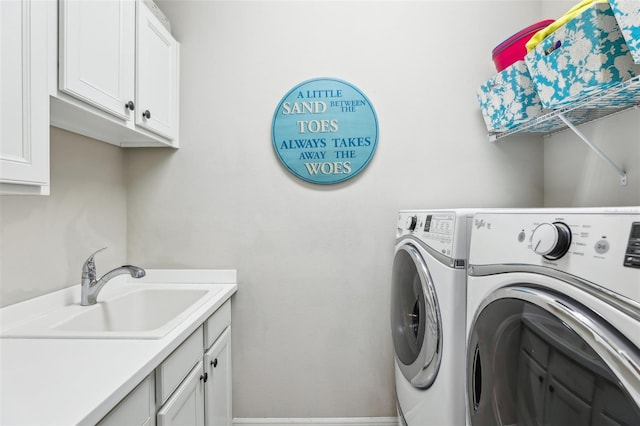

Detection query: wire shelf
(488, 75), (640, 142)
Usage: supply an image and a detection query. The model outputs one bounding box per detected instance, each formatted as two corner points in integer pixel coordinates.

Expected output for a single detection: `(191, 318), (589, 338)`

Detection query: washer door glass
(467, 285), (640, 426)
(391, 243), (442, 389)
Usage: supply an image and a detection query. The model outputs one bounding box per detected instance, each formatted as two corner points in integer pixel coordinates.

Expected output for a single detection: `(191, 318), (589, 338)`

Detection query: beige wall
(543, 109), (640, 207)
(0, 128), (127, 307)
(2, 0), (636, 418)
(127, 0), (544, 418)
(540, 0), (640, 207)
(9, 0), (634, 419)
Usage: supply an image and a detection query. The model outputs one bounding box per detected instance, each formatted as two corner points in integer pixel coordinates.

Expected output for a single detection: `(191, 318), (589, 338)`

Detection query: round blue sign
(272, 78), (379, 184)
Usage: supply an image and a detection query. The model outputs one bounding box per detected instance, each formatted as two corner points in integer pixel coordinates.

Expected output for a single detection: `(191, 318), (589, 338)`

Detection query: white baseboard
(233, 418), (399, 426)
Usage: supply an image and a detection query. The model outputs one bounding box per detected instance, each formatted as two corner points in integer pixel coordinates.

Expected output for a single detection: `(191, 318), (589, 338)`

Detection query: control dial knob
(406, 215), (418, 231)
(531, 222), (572, 260)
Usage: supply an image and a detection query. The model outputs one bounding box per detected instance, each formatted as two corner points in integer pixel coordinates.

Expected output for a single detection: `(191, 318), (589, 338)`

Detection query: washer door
(467, 285), (640, 426)
(391, 243), (442, 389)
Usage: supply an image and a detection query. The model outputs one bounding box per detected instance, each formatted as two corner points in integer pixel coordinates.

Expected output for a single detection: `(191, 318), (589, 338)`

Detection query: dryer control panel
(397, 211), (457, 258)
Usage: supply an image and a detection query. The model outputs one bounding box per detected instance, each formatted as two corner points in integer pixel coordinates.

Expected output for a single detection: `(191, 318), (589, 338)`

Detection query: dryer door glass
(391, 243), (442, 389)
(467, 286), (640, 426)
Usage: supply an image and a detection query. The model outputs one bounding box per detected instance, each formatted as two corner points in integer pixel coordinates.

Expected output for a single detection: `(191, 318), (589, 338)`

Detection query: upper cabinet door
(59, 0), (135, 121)
(135, 2), (179, 141)
(0, 0), (49, 194)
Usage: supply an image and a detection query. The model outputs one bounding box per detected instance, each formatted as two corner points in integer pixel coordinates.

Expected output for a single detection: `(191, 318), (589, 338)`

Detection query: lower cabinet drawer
(204, 300), (231, 349)
(156, 326), (204, 405)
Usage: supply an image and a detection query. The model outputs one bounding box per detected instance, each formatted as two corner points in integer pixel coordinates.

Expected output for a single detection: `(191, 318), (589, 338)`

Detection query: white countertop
(0, 269), (237, 425)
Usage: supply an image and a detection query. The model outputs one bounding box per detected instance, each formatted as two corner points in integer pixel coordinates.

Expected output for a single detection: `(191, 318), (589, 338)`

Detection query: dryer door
(391, 242), (442, 389)
(467, 285), (640, 426)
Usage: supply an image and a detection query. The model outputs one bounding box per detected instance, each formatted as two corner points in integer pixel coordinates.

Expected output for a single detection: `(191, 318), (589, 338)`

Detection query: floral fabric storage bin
(610, 0), (640, 64)
(525, 2), (640, 109)
(477, 60), (545, 133)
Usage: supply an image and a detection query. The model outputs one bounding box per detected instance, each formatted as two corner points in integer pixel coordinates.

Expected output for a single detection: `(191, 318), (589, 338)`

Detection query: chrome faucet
(81, 248), (146, 306)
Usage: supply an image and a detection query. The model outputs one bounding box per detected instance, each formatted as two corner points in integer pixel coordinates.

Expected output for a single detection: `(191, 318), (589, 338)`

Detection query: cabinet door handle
(211, 358), (218, 368)
(125, 101), (135, 111)
(200, 372), (208, 383)
(142, 110), (151, 119)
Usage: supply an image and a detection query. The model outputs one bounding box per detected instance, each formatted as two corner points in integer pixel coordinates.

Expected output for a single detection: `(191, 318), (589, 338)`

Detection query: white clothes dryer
(466, 207), (640, 426)
(392, 209), (480, 426)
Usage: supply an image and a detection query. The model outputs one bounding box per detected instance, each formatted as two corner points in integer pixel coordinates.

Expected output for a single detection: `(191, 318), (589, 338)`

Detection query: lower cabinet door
(204, 327), (232, 426)
(158, 361), (205, 426)
(98, 375), (155, 426)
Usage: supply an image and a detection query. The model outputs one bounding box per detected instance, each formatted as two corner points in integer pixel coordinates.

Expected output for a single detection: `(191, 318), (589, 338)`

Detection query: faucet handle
(82, 247), (107, 280)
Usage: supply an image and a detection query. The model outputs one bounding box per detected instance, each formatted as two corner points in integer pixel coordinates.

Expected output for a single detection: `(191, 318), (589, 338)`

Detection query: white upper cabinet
(52, 0), (180, 148)
(0, 0), (50, 195)
(59, 0), (135, 121)
(136, 2), (179, 141)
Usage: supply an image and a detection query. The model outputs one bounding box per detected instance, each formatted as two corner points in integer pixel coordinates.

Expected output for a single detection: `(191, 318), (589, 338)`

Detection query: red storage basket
(492, 20), (555, 72)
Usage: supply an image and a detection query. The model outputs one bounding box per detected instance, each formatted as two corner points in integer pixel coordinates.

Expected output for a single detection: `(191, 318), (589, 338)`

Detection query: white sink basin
(54, 289), (208, 333)
(0, 285), (222, 339)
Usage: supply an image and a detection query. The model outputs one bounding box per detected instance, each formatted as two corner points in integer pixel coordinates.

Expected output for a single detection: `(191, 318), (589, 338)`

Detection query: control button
(624, 256), (640, 268)
(595, 240), (609, 254)
(406, 215), (418, 231)
(518, 231), (526, 243)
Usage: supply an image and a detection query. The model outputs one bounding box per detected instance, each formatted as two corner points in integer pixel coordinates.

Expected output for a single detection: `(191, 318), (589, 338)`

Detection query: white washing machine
(465, 207), (640, 426)
(392, 209), (479, 426)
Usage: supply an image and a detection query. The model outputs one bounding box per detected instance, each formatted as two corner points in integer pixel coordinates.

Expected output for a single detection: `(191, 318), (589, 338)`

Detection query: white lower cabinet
(156, 326), (205, 406)
(98, 301), (232, 426)
(158, 361), (205, 426)
(98, 375), (156, 426)
(204, 328), (232, 426)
